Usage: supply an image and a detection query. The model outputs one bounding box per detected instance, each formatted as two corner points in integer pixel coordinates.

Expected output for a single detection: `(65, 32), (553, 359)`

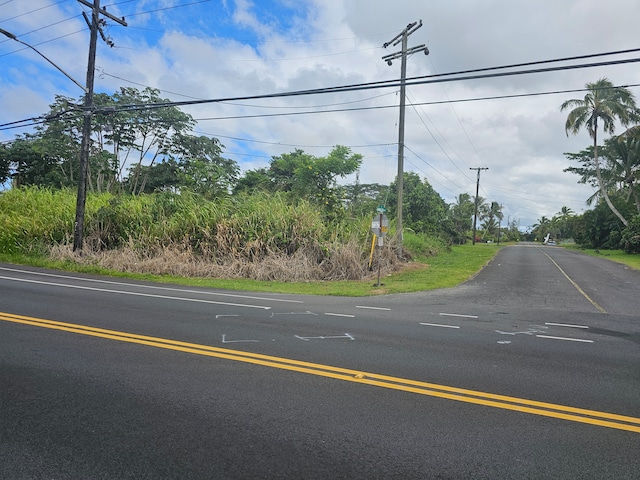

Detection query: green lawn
(563, 245), (640, 270)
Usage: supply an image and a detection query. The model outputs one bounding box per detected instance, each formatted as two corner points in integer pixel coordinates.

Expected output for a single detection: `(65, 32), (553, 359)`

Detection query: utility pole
(73, 0), (127, 251)
(382, 21), (428, 256)
(470, 167), (488, 245)
(497, 203), (504, 245)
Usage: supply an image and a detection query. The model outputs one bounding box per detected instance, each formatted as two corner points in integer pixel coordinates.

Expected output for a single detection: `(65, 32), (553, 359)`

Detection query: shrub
(621, 215), (640, 254)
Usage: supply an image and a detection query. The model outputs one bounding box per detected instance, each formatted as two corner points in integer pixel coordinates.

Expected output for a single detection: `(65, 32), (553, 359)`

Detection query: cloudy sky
(2, 0), (640, 228)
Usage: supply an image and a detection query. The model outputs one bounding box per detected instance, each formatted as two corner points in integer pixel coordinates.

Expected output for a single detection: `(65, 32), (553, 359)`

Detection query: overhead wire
(74, 56), (640, 114)
(0, 0), (69, 24)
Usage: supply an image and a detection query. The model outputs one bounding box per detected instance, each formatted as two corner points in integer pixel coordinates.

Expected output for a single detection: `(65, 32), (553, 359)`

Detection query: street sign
(371, 213), (389, 237)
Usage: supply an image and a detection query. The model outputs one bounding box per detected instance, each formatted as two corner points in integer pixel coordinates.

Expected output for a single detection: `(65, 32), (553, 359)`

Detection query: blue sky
(2, 0), (640, 228)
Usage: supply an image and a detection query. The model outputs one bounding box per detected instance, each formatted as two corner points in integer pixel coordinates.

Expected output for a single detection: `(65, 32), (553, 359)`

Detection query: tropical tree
(340, 174), (387, 217)
(171, 134), (238, 198)
(266, 146), (362, 217)
(606, 127), (640, 214)
(0, 142), (9, 185)
(531, 216), (552, 242)
(561, 78), (638, 226)
(449, 193), (475, 243)
(111, 87), (195, 195)
(387, 172), (450, 236)
(479, 201), (503, 241)
(233, 168), (273, 194)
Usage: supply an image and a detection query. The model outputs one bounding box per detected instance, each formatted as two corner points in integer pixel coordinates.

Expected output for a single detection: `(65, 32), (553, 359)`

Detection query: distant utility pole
(382, 21), (428, 256)
(470, 167), (489, 245)
(73, 0), (127, 252)
(497, 203), (504, 245)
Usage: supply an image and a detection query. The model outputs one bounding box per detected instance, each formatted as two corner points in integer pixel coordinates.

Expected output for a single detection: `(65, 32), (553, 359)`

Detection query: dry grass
(49, 238), (406, 282)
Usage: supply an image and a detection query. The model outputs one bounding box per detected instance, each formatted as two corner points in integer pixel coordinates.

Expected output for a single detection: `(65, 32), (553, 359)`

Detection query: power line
(3, 79), (640, 132)
(2, 49), (640, 131)
(79, 56), (640, 115)
(0, 0), (69, 24)
(123, 0), (213, 17)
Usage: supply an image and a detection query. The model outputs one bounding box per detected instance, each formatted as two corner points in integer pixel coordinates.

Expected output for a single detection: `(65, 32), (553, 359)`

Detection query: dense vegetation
(530, 79), (640, 253)
(2, 78), (639, 284)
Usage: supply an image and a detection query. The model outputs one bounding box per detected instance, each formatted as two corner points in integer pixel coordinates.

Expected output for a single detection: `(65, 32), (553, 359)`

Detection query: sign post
(371, 207), (389, 287)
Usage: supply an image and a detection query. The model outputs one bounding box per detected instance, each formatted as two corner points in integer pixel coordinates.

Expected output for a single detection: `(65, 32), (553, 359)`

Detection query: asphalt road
(1, 243), (639, 479)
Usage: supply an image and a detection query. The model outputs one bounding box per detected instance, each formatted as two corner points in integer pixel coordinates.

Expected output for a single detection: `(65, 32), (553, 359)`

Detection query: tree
(105, 87), (195, 195)
(606, 127), (640, 214)
(387, 172), (450, 236)
(339, 169), (387, 217)
(561, 78), (638, 226)
(554, 206), (576, 240)
(168, 134), (238, 198)
(126, 158), (180, 193)
(573, 200), (628, 249)
(233, 168), (273, 195)
(449, 193), (475, 243)
(13, 89), (204, 195)
(0, 134), (73, 188)
(0, 142), (9, 185)
(267, 146), (363, 217)
(531, 216), (552, 242)
(479, 201), (503, 240)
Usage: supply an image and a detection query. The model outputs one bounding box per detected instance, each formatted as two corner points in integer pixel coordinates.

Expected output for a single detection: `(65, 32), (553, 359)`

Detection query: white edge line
(0, 266), (302, 303)
(324, 313), (355, 318)
(536, 335), (593, 343)
(420, 322), (461, 329)
(439, 312), (479, 319)
(356, 306), (391, 311)
(0, 276), (271, 310)
(545, 322), (589, 329)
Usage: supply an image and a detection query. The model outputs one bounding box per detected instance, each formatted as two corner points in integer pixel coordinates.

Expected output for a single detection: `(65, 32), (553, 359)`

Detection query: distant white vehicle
(542, 233), (557, 245)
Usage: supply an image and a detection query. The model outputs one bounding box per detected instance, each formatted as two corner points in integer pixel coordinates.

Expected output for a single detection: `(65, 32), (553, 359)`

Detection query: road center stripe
(1, 311), (637, 433)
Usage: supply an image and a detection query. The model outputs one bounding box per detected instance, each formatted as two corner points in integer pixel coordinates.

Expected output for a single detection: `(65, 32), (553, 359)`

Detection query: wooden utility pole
(73, 0), (127, 251)
(470, 167), (489, 245)
(382, 21), (428, 256)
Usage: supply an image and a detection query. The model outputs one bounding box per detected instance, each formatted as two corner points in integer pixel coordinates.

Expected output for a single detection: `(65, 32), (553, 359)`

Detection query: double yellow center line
(2, 311), (639, 433)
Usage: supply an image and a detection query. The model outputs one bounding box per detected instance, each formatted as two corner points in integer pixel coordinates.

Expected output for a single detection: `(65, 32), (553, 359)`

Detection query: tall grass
(0, 187), (109, 254)
(3, 187), (410, 281)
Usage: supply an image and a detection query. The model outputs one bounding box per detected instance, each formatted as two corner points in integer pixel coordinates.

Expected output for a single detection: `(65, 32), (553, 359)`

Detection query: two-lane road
(1, 244), (638, 478)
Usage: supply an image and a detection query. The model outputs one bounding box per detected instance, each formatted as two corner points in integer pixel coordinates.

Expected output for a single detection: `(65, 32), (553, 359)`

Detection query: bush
(621, 215), (640, 254)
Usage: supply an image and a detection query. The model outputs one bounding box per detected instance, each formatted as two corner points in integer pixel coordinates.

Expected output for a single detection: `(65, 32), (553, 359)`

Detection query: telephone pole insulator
(382, 20), (428, 257)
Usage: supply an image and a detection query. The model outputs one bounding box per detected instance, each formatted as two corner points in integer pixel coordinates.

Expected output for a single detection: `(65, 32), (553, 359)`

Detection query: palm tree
(607, 127), (640, 214)
(561, 78), (638, 226)
(531, 216), (552, 242)
(479, 201), (503, 240)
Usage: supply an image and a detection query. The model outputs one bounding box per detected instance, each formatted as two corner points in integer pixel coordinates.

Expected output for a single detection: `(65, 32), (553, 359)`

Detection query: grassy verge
(0, 243), (501, 296)
(563, 245), (640, 270)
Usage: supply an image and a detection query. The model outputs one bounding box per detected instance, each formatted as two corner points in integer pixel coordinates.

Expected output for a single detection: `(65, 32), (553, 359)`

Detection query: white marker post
(371, 207), (389, 287)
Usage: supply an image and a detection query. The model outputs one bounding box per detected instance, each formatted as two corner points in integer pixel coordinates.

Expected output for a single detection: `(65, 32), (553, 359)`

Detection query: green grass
(3, 242), (635, 297)
(563, 245), (640, 270)
(0, 243), (500, 296)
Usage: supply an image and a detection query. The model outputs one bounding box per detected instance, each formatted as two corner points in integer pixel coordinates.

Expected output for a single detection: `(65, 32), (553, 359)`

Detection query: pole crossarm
(77, 0), (128, 26)
(382, 45), (429, 65)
